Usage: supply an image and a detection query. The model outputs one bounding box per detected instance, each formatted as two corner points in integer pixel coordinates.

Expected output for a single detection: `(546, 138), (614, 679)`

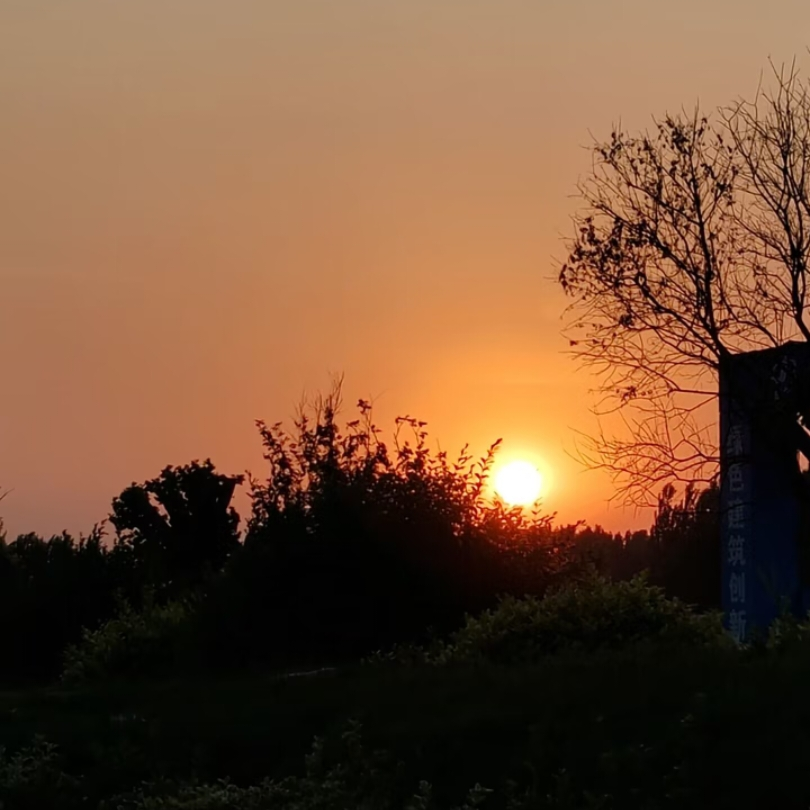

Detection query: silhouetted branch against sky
(559, 60), (810, 505)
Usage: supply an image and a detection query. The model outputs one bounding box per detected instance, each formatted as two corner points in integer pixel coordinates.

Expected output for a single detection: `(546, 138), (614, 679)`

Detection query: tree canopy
(560, 61), (810, 504)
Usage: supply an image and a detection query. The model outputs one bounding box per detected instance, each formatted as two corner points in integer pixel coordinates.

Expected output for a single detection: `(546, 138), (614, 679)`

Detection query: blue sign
(720, 342), (810, 641)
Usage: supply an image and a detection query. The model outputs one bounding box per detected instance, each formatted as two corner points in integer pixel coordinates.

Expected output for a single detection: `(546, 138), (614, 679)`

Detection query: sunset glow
(0, 1), (803, 540)
(494, 460), (544, 507)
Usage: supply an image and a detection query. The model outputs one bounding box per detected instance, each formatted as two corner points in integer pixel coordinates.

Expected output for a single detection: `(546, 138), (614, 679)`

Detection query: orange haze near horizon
(2, 1), (809, 540)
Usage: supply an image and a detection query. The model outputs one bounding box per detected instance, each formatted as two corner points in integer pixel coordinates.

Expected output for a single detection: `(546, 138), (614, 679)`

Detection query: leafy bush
(62, 593), (195, 684)
(762, 609), (810, 655)
(196, 383), (574, 672)
(0, 736), (79, 810)
(374, 574), (728, 667)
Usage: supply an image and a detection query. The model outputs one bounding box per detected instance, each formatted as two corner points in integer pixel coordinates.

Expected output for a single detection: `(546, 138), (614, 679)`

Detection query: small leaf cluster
(62, 592), (195, 684)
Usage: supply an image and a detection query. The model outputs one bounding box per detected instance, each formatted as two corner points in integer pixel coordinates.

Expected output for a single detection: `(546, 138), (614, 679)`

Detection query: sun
(494, 460), (544, 507)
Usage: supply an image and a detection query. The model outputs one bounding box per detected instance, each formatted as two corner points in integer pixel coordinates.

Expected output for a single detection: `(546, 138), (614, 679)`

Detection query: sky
(2, 0), (810, 540)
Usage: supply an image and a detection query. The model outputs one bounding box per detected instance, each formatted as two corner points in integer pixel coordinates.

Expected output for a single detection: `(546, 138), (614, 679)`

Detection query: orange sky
(2, 1), (810, 539)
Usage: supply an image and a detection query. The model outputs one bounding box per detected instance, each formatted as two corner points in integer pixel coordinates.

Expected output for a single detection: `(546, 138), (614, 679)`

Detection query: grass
(5, 644), (810, 808)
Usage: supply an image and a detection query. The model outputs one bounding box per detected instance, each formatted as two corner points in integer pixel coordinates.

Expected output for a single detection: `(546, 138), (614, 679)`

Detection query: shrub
(374, 574), (728, 667)
(196, 383), (574, 672)
(61, 592), (195, 684)
(0, 736), (79, 810)
(763, 609), (810, 655)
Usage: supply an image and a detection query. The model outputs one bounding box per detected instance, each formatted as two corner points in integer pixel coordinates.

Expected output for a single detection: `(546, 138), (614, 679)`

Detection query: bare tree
(559, 60), (810, 506)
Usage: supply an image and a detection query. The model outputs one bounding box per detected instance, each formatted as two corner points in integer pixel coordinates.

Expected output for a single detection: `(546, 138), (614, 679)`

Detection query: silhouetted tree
(559, 60), (810, 505)
(110, 459), (244, 597)
(562, 479), (720, 608)
(648, 481), (720, 608)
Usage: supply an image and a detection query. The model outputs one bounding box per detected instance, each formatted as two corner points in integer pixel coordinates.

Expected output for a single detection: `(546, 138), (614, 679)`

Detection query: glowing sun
(494, 460), (544, 506)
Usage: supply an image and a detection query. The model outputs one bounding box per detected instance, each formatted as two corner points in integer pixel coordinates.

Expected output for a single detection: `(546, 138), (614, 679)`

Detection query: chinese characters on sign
(720, 344), (810, 640)
(724, 421), (750, 643)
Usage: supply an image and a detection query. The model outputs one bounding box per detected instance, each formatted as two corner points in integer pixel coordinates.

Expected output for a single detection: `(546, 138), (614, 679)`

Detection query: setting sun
(494, 460), (544, 507)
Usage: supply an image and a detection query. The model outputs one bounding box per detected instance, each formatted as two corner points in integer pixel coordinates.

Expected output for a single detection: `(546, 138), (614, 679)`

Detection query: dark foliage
(195, 389), (576, 671)
(110, 459), (244, 598)
(370, 573), (727, 667)
(61, 594), (197, 685)
(0, 386), (722, 685)
(0, 460), (241, 686)
(7, 632), (810, 809)
(0, 526), (134, 685)
(573, 481), (721, 610)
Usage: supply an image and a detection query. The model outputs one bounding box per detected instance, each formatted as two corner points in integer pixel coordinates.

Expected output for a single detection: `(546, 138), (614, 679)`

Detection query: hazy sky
(2, 0), (810, 539)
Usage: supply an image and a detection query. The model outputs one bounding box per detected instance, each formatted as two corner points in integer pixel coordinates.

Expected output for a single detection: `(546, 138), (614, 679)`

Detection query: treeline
(0, 389), (720, 686)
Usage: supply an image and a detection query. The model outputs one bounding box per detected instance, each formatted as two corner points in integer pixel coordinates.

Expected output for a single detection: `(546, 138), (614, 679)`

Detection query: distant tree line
(0, 387), (720, 686)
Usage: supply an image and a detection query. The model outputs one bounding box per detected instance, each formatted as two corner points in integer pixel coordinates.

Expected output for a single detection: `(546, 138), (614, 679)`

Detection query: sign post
(720, 343), (810, 641)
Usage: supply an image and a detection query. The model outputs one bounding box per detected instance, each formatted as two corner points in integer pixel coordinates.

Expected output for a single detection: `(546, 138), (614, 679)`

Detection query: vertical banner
(720, 343), (810, 641)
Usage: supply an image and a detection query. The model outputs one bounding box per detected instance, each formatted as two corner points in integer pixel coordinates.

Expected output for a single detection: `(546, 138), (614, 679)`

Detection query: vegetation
(370, 573), (728, 667)
(109, 459), (244, 600)
(0, 380), (746, 808)
(0, 388), (727, 686)
(61, 594), (196, 685)
(6, 629), (810, 809)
